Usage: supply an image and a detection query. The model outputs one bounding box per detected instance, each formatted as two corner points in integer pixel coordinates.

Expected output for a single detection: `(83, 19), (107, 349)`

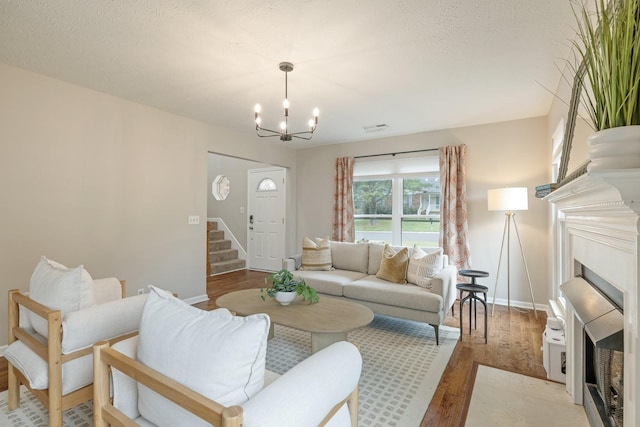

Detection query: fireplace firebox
(561, 264), (624, 427)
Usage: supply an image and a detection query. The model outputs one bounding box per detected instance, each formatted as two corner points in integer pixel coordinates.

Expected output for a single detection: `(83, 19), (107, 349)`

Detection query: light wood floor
(1, 269), (547, 427)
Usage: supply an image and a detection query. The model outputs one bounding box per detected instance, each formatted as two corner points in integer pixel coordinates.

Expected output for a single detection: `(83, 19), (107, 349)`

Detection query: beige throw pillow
(407, 246), (443, 288)
(376, 244), (409, 284)
(300, 237), (333, 271)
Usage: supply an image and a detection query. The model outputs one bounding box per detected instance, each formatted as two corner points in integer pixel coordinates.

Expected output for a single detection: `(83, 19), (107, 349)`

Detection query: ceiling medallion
(254, 62), (319, 142)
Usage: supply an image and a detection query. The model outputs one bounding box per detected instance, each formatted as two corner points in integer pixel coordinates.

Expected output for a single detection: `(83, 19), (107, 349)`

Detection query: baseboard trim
(490, 297), (548, 314)
(183, 294), (209, 305)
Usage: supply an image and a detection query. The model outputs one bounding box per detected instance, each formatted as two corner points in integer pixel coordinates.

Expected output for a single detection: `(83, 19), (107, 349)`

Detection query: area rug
(0, 315), (459, 427)
(463, 363), (589, 426)
(266, 315), (459, 427)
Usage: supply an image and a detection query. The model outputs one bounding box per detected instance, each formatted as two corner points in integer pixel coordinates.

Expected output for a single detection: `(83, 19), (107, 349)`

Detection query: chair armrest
(430, 265), (457, 311)
(242, 341), (362, 427)
(61, 294), (147, 354)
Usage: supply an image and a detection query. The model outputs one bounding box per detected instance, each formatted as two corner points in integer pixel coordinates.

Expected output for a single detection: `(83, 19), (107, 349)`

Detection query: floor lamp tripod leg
(491, 214), (509, 316)
(511, 216), (538, 319)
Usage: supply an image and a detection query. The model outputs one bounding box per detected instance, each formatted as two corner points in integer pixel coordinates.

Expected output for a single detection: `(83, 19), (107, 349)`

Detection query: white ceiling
(0, 0), (578, 148)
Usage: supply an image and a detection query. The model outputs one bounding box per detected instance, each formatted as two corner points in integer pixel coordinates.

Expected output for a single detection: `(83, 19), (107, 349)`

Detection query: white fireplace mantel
(547, 169), (639, 427)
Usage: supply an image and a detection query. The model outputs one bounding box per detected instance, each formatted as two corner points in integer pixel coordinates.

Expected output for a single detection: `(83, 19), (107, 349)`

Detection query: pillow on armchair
(137, 286), (270, 427)
(28, 256), (94, 337)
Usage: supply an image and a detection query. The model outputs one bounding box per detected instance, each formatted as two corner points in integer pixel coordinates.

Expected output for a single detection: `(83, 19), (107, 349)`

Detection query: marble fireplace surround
(547, 170), (639, 427)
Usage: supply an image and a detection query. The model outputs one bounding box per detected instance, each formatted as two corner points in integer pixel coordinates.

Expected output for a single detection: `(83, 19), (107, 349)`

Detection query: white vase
(275, 291), (296, 305)
(587, 125), (640, 171)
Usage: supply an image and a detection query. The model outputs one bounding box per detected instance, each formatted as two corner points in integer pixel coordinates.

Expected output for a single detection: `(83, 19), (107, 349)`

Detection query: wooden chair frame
(93, 338), (360, 427)
(7, 281), (134, 427)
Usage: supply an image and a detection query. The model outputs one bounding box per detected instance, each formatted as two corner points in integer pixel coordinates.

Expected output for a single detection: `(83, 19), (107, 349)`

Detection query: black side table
(457, 269), (489, 344)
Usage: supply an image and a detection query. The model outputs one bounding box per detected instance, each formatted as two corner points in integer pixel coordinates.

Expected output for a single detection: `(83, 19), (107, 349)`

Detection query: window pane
(402, 177), (440, 215)
(354, 179), (392, 243)
(401, 217), (440, 247)
(257, 178), (277, 191)
(401, 177), (440, 247)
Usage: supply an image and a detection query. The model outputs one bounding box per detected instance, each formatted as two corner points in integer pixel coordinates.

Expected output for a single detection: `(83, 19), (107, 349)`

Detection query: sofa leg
(430, 324), (439, 345)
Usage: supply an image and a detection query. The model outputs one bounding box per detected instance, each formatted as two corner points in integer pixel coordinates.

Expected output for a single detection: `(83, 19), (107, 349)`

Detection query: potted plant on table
(261, 268), (319, 305)
(571, 0), (640, 170)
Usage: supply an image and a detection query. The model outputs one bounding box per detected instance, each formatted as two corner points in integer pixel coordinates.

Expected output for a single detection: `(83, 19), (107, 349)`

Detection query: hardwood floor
(1, 269), (547, 427)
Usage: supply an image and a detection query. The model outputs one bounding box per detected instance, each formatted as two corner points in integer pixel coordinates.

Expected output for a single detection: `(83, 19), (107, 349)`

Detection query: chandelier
(254, 62), (319, 142)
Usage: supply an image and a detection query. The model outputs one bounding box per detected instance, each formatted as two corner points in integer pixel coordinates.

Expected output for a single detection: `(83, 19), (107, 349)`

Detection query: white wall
(0, 63), (296, 347)
(295, 117), (552, 309)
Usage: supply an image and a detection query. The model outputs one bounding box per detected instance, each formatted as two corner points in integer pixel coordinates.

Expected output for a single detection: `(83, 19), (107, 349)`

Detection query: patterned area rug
(0, 315), (458, 427)
(266, 315), (459, 427)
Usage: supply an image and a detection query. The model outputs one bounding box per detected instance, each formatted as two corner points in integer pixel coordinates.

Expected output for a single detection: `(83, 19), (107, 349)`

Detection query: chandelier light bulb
(283, 99), (289, 109)
(313, 108), (319, 117)
(255, 117), (261, 125)
(280, 121), (287, 130)
(254, 104), (261, 113)
(308, 119), (315, 128)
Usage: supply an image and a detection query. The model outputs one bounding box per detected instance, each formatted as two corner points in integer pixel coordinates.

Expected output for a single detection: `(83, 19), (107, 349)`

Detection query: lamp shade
(487, 187), (528, 211)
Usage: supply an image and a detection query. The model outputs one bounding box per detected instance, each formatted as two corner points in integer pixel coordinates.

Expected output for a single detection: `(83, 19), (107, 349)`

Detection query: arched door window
(257, 178), (277, 192)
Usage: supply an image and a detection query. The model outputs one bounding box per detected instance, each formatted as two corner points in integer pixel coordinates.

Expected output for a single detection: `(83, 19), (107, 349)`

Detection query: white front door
(248, 167), (286, 271)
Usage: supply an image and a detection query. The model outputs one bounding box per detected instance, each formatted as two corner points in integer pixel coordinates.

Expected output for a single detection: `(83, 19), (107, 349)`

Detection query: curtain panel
(439, 145), (471, 271)
(332, 157), (355, 242)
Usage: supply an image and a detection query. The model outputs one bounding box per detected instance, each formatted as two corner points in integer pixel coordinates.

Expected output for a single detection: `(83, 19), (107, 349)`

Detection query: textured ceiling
(0, 0), (578, 147)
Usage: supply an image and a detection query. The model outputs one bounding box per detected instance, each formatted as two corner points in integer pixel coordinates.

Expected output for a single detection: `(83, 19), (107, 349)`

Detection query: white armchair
(93, 286), (362, 427)
(4, 257), (147, 427)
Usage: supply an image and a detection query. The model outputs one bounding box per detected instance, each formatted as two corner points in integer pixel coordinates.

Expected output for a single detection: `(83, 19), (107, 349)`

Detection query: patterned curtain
(439, 145), (471, 271)
(332, 157), (355, 242)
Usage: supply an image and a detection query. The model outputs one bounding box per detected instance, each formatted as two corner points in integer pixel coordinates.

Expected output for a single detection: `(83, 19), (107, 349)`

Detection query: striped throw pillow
(407, 246), (443, 288)
(300, 237), (333, 271)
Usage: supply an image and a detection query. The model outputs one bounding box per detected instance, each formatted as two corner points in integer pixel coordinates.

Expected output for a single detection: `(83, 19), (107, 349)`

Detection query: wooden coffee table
(216, 289), (374, 353)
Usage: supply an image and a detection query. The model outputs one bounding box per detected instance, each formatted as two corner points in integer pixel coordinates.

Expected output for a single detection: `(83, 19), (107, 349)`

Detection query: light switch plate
(188, 215), (200, 225)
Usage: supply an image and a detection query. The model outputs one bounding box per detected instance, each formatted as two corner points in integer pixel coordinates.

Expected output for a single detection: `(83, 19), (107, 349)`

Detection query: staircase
(207, 221), (246, 275)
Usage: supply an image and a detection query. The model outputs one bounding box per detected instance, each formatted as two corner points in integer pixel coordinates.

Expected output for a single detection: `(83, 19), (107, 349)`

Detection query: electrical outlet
(137, 288), (145, 295)
(188, 215), (200, 225)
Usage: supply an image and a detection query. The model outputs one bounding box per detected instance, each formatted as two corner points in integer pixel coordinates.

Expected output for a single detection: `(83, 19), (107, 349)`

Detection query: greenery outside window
(353, 175), (440, 247)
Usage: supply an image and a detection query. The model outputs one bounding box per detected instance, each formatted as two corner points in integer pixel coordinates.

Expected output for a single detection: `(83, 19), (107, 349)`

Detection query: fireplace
(547, 169), (640, 427)
(561, 265), (624, 427)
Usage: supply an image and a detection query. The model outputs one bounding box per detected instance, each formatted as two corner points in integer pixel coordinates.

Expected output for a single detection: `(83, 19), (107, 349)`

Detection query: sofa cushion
(407, 246), (443, 288)
(330, 241), (369, 273)
(28, 256), (94, 338)
(294, 269), (368, 296)
(344, 276), (443, 312)
(376, 245), (409, 284)
(300, 237), (333, 271)
(137, 286), (270, 427)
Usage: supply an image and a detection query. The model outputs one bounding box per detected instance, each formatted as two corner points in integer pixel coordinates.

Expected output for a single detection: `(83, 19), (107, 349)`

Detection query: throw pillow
(137, 286), (270, 427)
(300, 236), (333, 271)
(376, 244), (409, 284)
(407, 246), (444, 288)
(28, 256), (94, 337)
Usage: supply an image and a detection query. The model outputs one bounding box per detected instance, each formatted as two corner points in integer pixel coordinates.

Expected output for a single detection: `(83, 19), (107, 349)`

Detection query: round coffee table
(216, 289), (374, 353)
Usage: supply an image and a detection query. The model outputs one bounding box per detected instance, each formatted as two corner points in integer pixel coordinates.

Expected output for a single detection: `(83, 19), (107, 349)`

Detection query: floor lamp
(487, 187), (537, 319)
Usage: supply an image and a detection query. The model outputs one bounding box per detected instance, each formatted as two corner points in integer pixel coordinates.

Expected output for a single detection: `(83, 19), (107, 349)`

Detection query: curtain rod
(354, 148), (439, 159)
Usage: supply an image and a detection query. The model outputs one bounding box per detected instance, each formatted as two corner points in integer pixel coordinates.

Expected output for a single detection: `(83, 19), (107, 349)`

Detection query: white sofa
(284, 241), (457, 345)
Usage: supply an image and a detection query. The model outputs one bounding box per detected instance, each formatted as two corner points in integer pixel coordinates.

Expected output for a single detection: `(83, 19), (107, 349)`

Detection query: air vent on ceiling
(363, 124), (389, 133)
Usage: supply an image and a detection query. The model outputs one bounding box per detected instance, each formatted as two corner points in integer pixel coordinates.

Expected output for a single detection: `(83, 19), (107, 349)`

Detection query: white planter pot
(275, 291), (296, 305)
(588, 125), (640, 171)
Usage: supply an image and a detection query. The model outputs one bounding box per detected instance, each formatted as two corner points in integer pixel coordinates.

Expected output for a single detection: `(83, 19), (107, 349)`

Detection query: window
(353, 156), (440, 247)
(257, 178), (277, 191)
